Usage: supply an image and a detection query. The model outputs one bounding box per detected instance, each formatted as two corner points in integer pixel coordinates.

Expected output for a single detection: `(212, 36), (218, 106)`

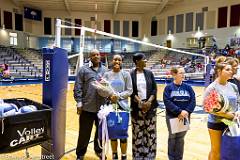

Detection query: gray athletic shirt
(203, 81), (240, 123)
(103, 70), (133, 100)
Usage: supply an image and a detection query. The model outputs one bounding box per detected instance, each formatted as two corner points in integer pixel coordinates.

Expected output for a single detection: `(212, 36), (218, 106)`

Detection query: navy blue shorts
(207, 122), (228, 131)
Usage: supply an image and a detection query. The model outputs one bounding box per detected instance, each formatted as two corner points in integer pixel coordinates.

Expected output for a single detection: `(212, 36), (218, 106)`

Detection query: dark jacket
(130, 69), (158, 119)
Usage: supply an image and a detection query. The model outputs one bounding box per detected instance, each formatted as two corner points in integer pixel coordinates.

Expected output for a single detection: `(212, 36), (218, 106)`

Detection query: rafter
(156, 0), (168, 14)
(113, 0), (120, 15)
(11, 0), (20, 7)
(122, 0), (161, 4)
(64, 0), (71, 15)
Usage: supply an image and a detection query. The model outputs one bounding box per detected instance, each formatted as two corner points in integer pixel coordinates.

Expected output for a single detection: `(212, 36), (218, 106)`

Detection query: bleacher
(66, 49), (206, 80)
(144, 49), (205, 79)
(0, 46), (43, 79)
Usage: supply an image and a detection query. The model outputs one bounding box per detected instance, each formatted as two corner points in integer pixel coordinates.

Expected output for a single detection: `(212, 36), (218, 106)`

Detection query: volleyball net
(55, 19), (209, 80)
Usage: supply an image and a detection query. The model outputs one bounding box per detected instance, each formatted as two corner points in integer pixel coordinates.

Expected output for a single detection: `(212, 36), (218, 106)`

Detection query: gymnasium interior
(0, 0), (240, 159)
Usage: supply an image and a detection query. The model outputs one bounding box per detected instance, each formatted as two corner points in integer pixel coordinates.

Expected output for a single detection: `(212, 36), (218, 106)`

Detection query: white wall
(0, 29), (9, 46)
(147, 27), (240, 49)
(141, 0), (240, 49)
(29, 36), (39, 49)
(17, 31), (28, 48)
(0, 29), (30, 48)
(0, 0), (240, 49)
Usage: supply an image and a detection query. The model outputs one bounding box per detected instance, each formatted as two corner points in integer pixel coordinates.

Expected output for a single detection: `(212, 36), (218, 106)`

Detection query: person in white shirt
(130, 53), (158, 160)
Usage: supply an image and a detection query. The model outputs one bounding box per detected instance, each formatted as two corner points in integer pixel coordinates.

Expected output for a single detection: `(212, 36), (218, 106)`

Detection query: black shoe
(112, 152), (118, 160)
(76, 156), (84, 160)
(95, 152), (107, 160)
(121, 155), (127, 160)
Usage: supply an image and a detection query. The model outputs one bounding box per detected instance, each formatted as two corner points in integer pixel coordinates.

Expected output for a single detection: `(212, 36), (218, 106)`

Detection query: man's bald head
(89, 49), (100, 57)
(89, 49), (101, 66)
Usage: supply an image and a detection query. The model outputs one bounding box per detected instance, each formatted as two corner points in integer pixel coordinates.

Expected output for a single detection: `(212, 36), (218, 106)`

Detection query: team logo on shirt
(171, 90), (190, 102)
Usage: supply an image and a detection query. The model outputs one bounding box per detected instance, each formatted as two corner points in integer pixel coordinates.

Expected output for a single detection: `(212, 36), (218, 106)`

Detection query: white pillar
(79, 29), (85, 67)
(55, 19), (61, 48)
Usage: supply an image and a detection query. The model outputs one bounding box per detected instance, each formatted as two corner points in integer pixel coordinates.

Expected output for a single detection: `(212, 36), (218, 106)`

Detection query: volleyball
(0, 103), (18, 117)
(18, 105), (38, 114)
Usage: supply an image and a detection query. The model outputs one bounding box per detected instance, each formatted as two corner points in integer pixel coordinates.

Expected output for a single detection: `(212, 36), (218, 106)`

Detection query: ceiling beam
(64, 0), (71, 15)
(122, 0), (161, 4)
(11, 0), (20, 7)
(113, 0), (120, 15)
(156, 0), (168, 14)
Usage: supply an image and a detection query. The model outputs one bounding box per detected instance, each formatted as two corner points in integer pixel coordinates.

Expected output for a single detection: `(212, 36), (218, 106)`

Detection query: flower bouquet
(203, 89), (237, 126)
(203, 89), (232, 113)
(91, 78), (115, 98)
(92, 78), (131, 111)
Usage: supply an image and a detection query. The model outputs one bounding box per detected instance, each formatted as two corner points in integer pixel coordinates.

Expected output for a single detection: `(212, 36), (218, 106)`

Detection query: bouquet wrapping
(203, 89), (232, 113)
(92, 78), (131, 111)
(91, 78), (115, 98)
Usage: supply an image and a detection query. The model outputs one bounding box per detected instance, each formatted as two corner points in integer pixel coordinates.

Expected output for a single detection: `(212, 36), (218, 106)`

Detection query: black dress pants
(76, 110), (102, 157)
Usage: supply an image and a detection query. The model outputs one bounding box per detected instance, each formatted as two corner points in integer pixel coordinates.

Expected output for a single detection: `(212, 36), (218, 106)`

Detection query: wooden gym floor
(0, 83), (209, 160)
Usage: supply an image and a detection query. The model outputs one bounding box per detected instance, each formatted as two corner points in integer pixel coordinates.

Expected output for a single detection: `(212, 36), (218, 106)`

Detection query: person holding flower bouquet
(102, 54), (133, 160)
(163, 66), (196, 160)
(73, 49), (107, 160)
(203, 56), (240, 160)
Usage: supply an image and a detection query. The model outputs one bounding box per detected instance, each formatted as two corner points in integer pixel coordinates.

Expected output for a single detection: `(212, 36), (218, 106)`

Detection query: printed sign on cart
(10, 127), (45, 147)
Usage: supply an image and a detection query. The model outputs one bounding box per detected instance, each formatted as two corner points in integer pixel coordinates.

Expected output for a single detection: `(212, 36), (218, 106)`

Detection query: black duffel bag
(0, 98), (52, 153)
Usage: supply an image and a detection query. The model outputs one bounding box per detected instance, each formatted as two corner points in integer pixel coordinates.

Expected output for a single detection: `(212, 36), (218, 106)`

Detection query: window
(151, 21), (158, 36)
(44, 17), (52, 35)
(185, 12), (193, 32)
(9, 32), (17, 46)
(132, 21), (139, 37)
(167, 16), (174, 34)
(75, 19), (81, 35)
(176, 14), (184, 33)
(218, 6), (228, 28)
(195, 12), (204, 30)
(230, 4), (240, 26)
(15, 13), (23, 31)
(114, 20), (120, 35)
(104, 20), (111, 33)
(4, 11), (12, 29)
